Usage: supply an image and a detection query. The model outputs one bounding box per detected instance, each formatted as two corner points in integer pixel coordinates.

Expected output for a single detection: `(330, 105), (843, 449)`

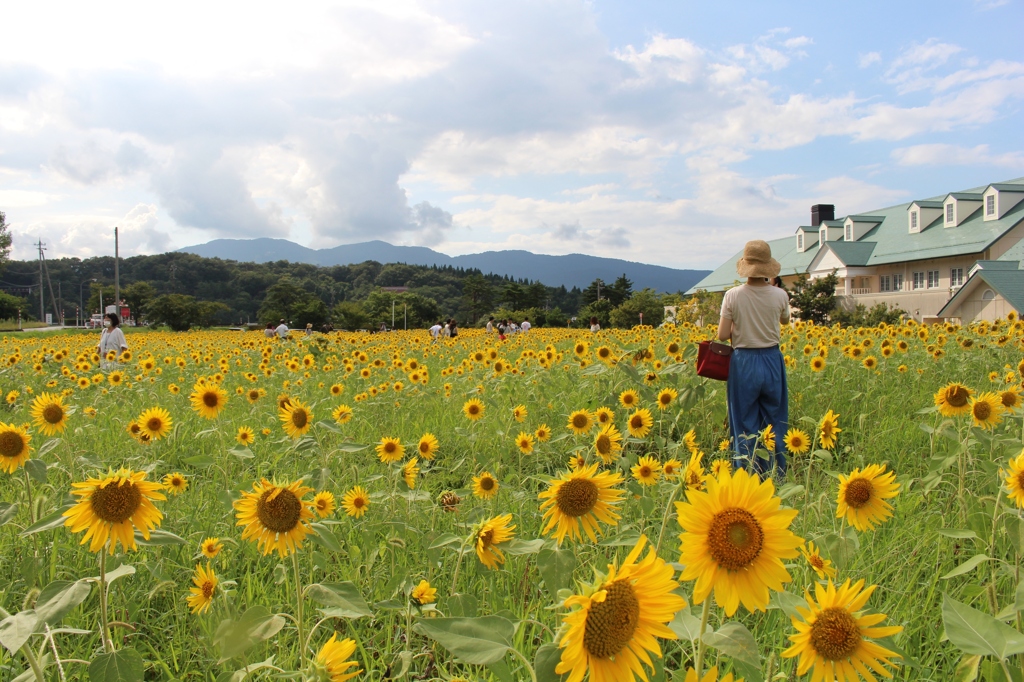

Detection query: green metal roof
(912, 200), (944, 208)
(823, 240), (876, 266)
(938, 260), (1024, 317)
(688, 177), (1024, 294)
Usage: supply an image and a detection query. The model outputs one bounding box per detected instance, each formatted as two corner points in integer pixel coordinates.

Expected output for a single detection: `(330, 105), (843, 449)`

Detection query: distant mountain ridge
(177, 238), (709, 293)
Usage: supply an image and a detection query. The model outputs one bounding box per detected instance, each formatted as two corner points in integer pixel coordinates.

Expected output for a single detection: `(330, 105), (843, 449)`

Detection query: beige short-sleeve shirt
(720, 284), (790, 348)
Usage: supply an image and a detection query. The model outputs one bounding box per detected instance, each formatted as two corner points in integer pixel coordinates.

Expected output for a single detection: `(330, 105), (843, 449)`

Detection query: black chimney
(811, 204), (835, 227)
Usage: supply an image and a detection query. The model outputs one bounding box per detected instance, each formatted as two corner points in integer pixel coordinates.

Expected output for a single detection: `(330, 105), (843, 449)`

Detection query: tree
(333, 301), (371, 330)
(789, 272), (838, 325)
(577, 298), (614, 329)
(609, 288), (665, 328)
(121, 281), (156, 320)
(607, 274), (634, 306)
(501, 282), (524, 310)
(364, 290), (441, 329)
(521, 282), (549, 310)
(832, 302), (906, 327)
(258, 277), (324, 325)
(581, 278), (606, 306)
(0, 211), (12, 275)
(461, 274), (493, 324)
(195, 301), (232, 327)
(0, 291), (23, 320)
(146, 294), (200, 331)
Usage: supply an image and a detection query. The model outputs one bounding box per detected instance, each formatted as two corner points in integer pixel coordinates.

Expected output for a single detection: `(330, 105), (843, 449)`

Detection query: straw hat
(736, 240), (781, 278)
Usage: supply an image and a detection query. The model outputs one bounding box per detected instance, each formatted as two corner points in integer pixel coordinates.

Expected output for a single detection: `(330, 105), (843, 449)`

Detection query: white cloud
(859, 52), (882, 68)
(891, 143), (1024, 168)
(885, 38), (965, 92)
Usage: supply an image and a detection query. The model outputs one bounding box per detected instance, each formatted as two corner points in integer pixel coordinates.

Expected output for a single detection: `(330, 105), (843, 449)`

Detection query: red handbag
(696, 340), (732, 381)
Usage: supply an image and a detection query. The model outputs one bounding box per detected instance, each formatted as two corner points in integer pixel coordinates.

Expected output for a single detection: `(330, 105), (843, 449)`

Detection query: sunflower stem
(654, 481), (682, 555)
(1000, 656), (1014, 682)
(450, 538), (469, 595)
(694, 598), (711, 675)
(507, 645), (538, 682)
(98, 550), (114, 653)
(22, 468), (36, 525)
(19, 641), (44, 682)
(291, 552), (305, 666)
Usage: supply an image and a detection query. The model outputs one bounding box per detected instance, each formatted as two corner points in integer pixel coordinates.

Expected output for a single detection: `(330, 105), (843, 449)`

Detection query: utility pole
(114, 227), (120, 312)
(36, 240), (44, 321)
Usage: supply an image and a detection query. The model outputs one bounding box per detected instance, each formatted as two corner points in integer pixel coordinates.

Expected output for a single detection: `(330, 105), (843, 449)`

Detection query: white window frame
(927, 270), (940, 289)
(879, 275), (891, 292)
(912, 272), (925, 290)
(987, 194), (996, 216)
(893, 273), (904, 291)
(946, 203), (955, 224)
(819, 229), (826, 244)
(797, 232), (803, 250)
(950, 268), (964, 287)
(911, 211), (918, 229)
(845, 224), (852, 241)
(983, 289), (996, 301)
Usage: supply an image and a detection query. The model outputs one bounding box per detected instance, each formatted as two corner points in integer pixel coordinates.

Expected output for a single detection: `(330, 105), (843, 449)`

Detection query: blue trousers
(726, 346), (788, 480)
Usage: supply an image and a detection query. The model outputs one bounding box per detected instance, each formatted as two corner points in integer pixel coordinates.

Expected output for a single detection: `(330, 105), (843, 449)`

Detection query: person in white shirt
(275, 319), (289, 339)
(429, 322), (443, 340)
(486, 317), (494, 333)
(520, 317), (531, 332)
(97, 313), (128, 367)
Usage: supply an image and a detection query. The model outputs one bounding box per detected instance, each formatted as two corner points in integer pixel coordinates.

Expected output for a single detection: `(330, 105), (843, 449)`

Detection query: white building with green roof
(687, 178), (1024, 324)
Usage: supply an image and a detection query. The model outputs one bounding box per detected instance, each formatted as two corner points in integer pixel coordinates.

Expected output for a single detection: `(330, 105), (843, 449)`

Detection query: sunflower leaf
(309, 523), (344, 553)
(534, 643), (568, 682)
(413, 616), (514, 665)
(953, 654), (981, 682)
(667, 607), (703, 643)
(0, 502), (18, 527)
(88, 646), (144, 682)
(35, 579), (92, 624)
(0, 610), (38, 654)
(537, 546), (576, 597)
(942, 593), (1024, 658)
(135, 530), (186, 546)
(305, 582), (372, 618)
(20, 503), (73, 537)
(24, 459), (47, 483)
(701, 621), (760, 667)
(941, 554), (993, 580)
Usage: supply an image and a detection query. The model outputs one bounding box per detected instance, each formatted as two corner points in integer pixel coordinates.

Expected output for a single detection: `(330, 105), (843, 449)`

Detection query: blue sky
(0, 0), (1021, 269)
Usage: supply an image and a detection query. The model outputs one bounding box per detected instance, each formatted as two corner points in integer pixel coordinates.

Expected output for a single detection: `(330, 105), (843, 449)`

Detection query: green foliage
(0, 291), (24, 320)
(831, 301), (906, 327)
(332, 300), (371, 330)
(577, 298), (613, 328)
(608, 287), (665, 327)
(146, 294), (201, 331)
(363, 290), (441, 329)
(789, 271), (838, 324)
(0, 210), (11, 275)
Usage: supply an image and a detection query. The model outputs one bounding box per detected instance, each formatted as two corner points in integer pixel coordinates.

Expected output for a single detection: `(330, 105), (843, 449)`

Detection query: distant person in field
(521, 317), (531, 332)
(486, 317), (494, 333)
(305, 323), (314, 337)
(429, 321), (442, 340)
(449, 319), (458, 338)
(275, 319), (289, 339)
(718, 240), (791, 481)
(590, 316), (600, 332)
(97, 313), (127, 367)
(264, 322), (275, 338)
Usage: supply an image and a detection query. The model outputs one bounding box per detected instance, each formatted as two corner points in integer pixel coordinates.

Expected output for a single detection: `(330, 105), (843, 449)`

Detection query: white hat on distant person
(736, 240), (781, 279)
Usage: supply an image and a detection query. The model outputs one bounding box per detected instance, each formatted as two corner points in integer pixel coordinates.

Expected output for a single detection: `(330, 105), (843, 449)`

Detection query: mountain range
(177, 238), (710, 293)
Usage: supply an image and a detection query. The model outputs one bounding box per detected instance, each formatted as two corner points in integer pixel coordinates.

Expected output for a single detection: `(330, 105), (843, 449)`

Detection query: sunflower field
(0, 318), (1023, 682)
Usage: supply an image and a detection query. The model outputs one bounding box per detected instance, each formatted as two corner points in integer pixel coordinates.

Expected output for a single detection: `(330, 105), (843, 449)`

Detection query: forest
(0, 250), (707, 330)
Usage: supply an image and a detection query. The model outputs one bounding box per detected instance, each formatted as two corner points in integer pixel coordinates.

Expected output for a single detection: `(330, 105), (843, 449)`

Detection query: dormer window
(911, 211), (918, 229)
(946, 203), (954, 224)
(820, 228), (826, 244)
(983, 185), (1024, 221)
(797, 232), (803, 250)
(987, 195), (995, 216)
(844, 224), (852, 241)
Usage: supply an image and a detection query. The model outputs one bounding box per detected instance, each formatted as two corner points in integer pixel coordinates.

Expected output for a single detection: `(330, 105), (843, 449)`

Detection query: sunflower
(201, 537), (223, 559)
(5, 390), (18, 404)
(516, 431), (535, 454)
(234, 478), (315, 557)
(619, 389), (640, 409)
(1002, 388), (1023, 411)
(594, 424), (623, 463)
(656, 388), (678, 411)
(332, 404), (354, 424)
(342, 486), (370, 518)
(138, 407), (173, 441)
(969, 392), (1004, 429)
(463, 398), (485, 421)
(163, 472), (188, 495)
(313, 491), (336, 517)
(236, 426), (255, 446)
(810, 356), (826, 372)
(681, 667), (738, 682)
(1005, 452), (1024, 508)
(933, 382), (973, 417)
(782, 579), (903, 681)
(411, 579), (437, 605)
(555, 535), (687, 682)
(29, 392), (68, 436)
(329, 383), (344, 397)
(632, 455), (661, 486)
(784, 428), (811, 455)
(246, 388), (262, 404)
(474, 514), (515, 570)
(676, 467), (803, 616)
(760, 424), (776, 452)
(626, 408), (654, 439)
(662, 458), (682, 480)
(186, 563), (218, 615)
(0, 422), (31, 474)
(417, 433), (439, 459)
(190, 384), (228, 419)
(403, 458), (420, 488)
(376, 437), (404, 463)
(314, 633), (362, 682)
(819, 410), (841, 449)
(682, 429), (698, 453)
(569, 453), (588, 470)
(801, 540), (836, 580)
(836, 464), (900, 532)
(512, 404), (528, 422)
(279, 399), (313, 439)
(710, 459), (731, 479)
(539, 463), (625, 544)
(568, 409), (595, 435)
(473, 471), (499, 499)
(682, 450), (707, 490)
(63, 469), (166, 554)
(535, 424), (552, 442)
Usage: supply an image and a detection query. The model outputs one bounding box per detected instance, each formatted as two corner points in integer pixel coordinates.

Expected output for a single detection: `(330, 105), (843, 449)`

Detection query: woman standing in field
(717, 240), (790, 480)
(97, 312), (128, 368)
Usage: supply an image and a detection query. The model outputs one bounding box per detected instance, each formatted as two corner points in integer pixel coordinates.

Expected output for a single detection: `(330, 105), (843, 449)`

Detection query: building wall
(837, 290), (953, 321)
(953, 289), (1014, 323)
